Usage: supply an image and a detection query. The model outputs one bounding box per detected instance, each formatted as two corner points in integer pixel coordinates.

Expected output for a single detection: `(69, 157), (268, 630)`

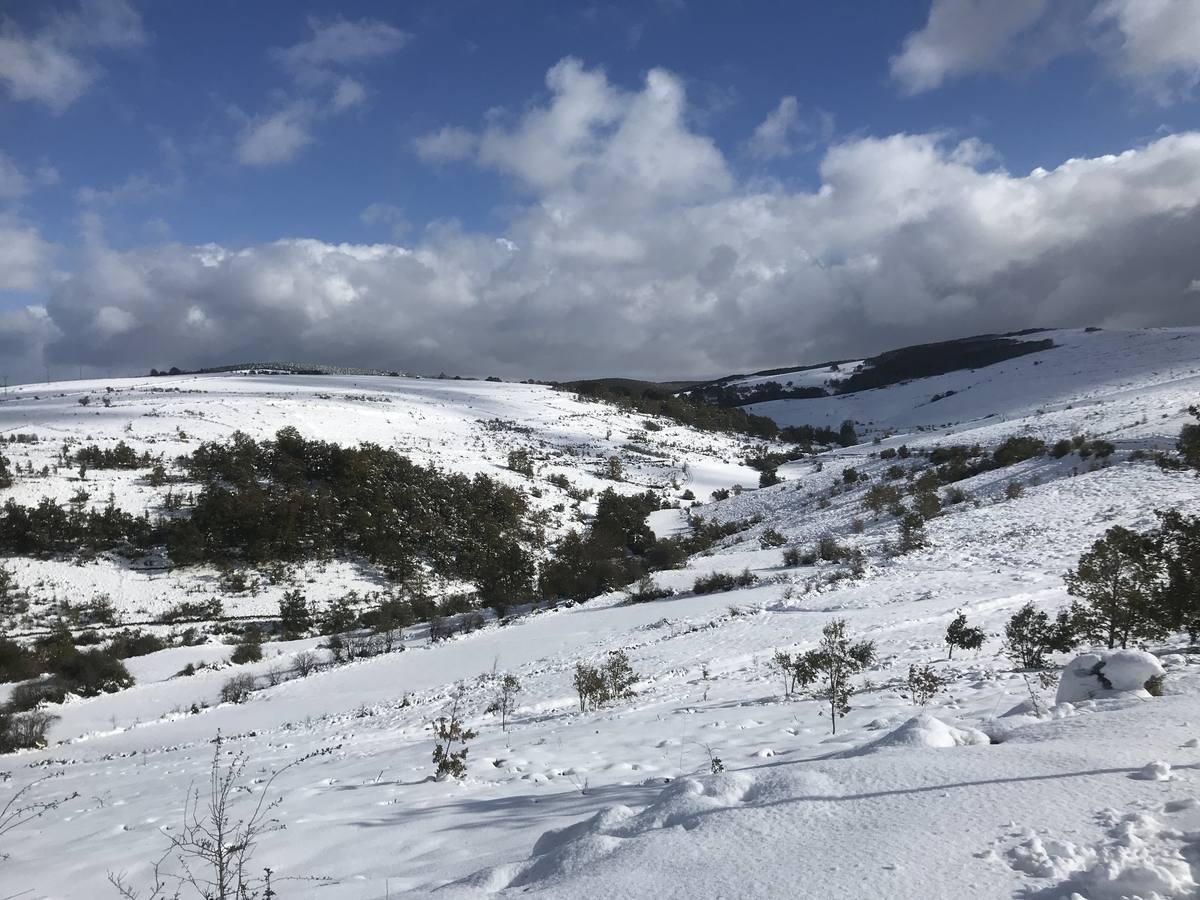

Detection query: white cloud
(24, 60), (1200, 383)
(1092, 0), (1200, 101)
(476, 59), (730, 203)
(413, 126), (478, 163)
(891, 0), (1200, 101)
(236, 16), (408, 167)
(236, 106), (315, 167)
(891, 0), (1053, 94)
(272, 17), (410, 76)
(747, 96), (833, 160)
(331, 77), (366, 112)
(0, 218), (54, 292)
(0, 0), (144, 112)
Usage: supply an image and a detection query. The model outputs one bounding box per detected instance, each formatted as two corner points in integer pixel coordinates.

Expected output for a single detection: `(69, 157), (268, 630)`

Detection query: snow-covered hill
(742, 326), (1200, 437)
(0, 373), (759, 628)
(1, 329), (1199, 899)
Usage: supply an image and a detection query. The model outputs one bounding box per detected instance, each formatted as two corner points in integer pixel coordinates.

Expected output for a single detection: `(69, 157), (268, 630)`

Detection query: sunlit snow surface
(1, 327), (1199, 899)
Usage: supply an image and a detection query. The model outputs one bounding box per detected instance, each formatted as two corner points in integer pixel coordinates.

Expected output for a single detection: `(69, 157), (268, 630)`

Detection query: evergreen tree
(945, 613), (986, 659)
(1178, 405), (1200, 471)
(279, 589), (311, 639)
(1004, 602), (1077, 669)
(1153, 509), (1200, 639)
(1065, 526), (1163, 648)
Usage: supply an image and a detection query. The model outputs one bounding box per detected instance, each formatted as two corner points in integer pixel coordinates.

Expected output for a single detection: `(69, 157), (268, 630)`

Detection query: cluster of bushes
(561, 379), (780, 439)
(771, 619), (876, 733)
(540, 489), (757, 604)
(625, 576), (676, 603)
(779, 421), (858, 447)
(74, 441), (152, 470)
(1002, 510), (1200, 668)
(173, 428), (536, 610)
(0, 625), (134, 749)
(573, 650), (639, 711)
(782, 534), (862, 568)
(1050, 435), (1115, 460)
(702, 381), (828, 406)
(0, 496), (157, 557)
(0, 451), (10, 489)
(693, 568), (758, 594)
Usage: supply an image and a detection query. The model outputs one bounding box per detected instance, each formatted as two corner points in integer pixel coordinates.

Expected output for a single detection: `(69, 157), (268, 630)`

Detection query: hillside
(0, 329), (1198, 899)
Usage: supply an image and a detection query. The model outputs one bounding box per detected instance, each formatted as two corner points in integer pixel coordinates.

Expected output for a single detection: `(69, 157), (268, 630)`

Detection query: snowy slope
(745, 327), (1200, 438)
(1, 330), (1199, 899)
(0, 373), (760, 629)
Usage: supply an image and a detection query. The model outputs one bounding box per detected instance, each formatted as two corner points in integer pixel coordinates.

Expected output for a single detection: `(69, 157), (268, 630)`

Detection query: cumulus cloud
(746, 96), (833, 160)
(477, 58), (731, 203)
(20, 59), (1200, 384)
(892, 0), (1200, 101)
(1092, 0), (1200, 101)
(0, 217), (54, 292)
(236, 105), (315, 167)
(0, 0), (144, 112)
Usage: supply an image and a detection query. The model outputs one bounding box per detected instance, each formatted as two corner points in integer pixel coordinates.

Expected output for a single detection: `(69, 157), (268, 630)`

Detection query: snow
(1, 327), (1200, 898)
(850, 713), (991, 753)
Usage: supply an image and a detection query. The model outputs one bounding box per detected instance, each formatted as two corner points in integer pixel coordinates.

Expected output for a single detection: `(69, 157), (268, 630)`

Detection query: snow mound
(1057, 650), (1165, 704)
(850, 713), (990, 754)
(1132, 761), (1173, 782)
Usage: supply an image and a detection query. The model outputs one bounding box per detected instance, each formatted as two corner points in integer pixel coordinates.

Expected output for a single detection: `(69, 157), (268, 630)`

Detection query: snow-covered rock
(1056, 650), (1165, 704)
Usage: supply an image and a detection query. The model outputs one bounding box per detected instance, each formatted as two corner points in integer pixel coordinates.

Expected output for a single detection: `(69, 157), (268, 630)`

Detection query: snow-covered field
(2, 328), (1199, 899)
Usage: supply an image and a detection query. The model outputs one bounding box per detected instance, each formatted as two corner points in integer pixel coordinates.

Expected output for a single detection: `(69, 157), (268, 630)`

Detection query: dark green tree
(945, 612), (986, 659)
(1066, 526), (1162, 648)
(793, 619), (876, 733)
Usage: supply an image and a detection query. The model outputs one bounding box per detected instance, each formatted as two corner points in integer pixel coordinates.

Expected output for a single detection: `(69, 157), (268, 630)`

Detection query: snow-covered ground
(0, 372), (759, 629)
(1, 328), (1199, 899)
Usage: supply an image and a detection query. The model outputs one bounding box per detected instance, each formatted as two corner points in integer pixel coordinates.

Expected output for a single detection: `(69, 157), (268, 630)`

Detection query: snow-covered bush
(1055, 649), (1165, 704)
(906, 663), (944, 706)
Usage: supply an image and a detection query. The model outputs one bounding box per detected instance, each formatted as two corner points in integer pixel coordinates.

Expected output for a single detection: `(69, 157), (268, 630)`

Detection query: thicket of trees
(74, 441), (152, 470)
(173, 428), (536, 609)
(539, 489), (755, 602)
(561, 379), (780, 439)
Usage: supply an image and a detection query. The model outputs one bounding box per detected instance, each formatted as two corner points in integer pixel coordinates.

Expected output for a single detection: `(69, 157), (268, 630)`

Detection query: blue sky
(2, 0), (1200, 382)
